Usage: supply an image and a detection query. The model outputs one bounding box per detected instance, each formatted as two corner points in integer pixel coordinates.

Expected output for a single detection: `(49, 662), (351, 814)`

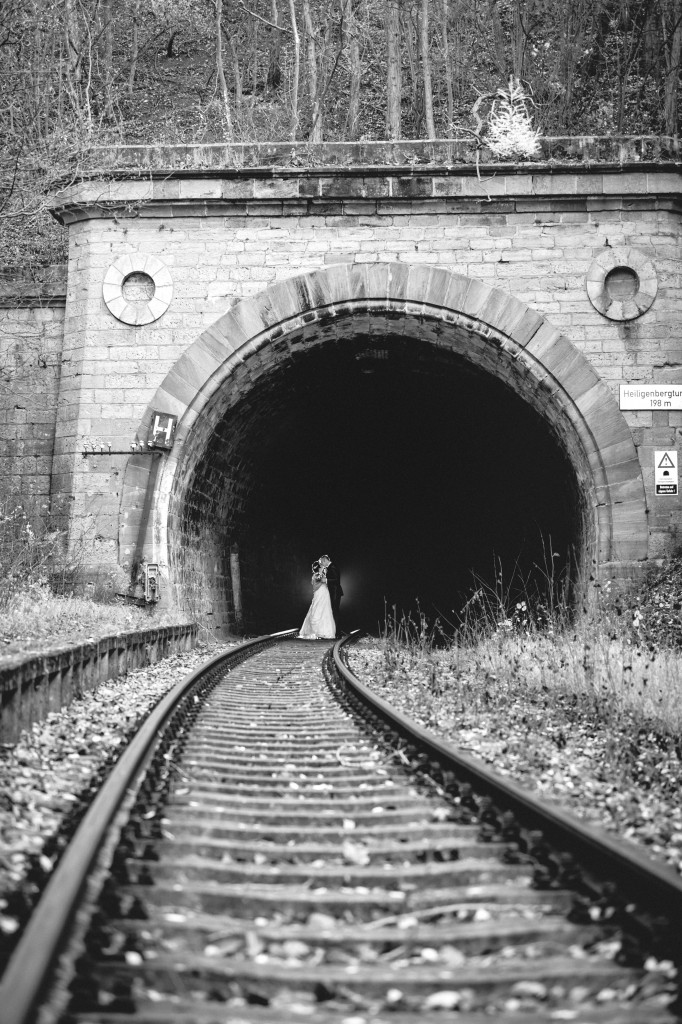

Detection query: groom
(320, 554), (342, 632)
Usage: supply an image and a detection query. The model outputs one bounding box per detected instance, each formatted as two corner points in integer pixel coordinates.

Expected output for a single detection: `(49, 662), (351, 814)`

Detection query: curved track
(1, 632), (681, 1023)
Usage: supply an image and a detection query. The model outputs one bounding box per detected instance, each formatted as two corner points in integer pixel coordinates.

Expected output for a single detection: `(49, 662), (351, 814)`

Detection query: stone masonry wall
(0, 267), (66, 507)
(37, 148), (682, 585)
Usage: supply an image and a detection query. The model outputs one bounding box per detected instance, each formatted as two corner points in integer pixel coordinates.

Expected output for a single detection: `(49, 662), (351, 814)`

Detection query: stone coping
(0, 622), (199, 742)
(0, 622), (196, 680)
(51, 169), (682, 225)
(76, 136), (681, 176)
(0, 264), (67, 307)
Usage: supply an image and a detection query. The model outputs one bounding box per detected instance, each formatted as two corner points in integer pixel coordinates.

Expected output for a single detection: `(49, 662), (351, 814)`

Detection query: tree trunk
(228, 34), (243, 111)
(248, 15), (259, 95)
(64, 0), (81, 83)
(441, 0), (454, 131)
(303, 0), (322, 140)
(512, 0), (524, 79)
(420, 0), (435, 138)
(215, 0), (234, 136)
(662, 0), (682, 135)
(346, 0), (361, 138)
(404, 10), (421, 133)
(451, 0), (463, 103)
(45, 21), (57, 131)
(267, 0), (282, 90)
(32, 25), (43, 138)
(128, 0), (141, 96)
(63, 0), (82, 113)
(101, 0), (114, 119)
(487, 0), (507, 77)
(386, 0), (401, 139)
(288, 0), (300, 139)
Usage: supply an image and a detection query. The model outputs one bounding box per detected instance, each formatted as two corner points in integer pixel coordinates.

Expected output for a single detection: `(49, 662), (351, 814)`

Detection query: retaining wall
(0, 266), (67, 504)
(0, 622), (197, 744)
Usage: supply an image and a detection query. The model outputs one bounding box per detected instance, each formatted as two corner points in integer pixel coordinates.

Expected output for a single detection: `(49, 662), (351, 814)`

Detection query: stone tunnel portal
(164, 306), (594, 636)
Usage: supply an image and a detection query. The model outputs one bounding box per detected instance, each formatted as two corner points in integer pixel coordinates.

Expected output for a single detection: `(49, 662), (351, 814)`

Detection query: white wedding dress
(299, 580), (336, 639)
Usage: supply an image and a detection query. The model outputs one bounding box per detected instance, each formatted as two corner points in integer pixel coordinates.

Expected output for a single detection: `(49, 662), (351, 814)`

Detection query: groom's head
(320, 554), (331, 567)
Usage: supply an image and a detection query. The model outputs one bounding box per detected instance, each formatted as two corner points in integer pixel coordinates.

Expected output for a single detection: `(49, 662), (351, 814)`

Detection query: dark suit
(325, 562), (343, 627)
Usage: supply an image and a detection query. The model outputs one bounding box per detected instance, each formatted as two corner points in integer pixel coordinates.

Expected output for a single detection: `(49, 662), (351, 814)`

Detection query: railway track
(1, 631), (681, 1023)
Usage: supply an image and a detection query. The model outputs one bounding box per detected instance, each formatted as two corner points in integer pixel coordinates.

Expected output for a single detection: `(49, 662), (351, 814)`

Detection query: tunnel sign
(655, 450), (678, 496)
(620, 385), (682, 410)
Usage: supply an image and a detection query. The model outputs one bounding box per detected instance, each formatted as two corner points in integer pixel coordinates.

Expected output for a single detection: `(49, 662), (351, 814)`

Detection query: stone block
(254, 179), (301, 199)
(361, 263), (392, 300)
(433, 178), (464, 197)
(602, 173), (648, 195)
(392, 177), (434, 198)
(645, 172), (681, 193)
(531, 174), (578, 195)
(461, 175), (507, 197)
(506, 174), (534, 195)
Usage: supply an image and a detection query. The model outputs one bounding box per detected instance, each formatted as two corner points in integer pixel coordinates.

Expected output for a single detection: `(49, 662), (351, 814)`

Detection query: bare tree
(441, 0), (454, 130)
(288, 0), (300, 139)
(346, 0), (362, 138)
(101, 0), (115, 119)
(486, 0), (508, 77)
(386, 0), (401, 138)
(419, 0), (435, 138)
(267, 0), (283, 89)
(215, 0), (234, 135)
(228, 33), (244, 112)
(63, 0), (84, 113)
(303, 0), (323, 139)
(659, 0), (682, 134)
(128, 0), (143, 95)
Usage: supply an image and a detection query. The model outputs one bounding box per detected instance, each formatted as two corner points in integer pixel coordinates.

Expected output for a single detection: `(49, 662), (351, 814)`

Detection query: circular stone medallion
(103, 254), (173, 325)
(586, 248), (657, 321)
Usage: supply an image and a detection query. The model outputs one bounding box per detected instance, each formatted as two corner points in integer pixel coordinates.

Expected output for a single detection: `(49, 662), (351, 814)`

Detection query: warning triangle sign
(657, 452), (676, 469)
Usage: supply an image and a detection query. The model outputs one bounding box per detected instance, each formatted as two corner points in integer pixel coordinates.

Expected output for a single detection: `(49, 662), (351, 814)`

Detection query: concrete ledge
(0, 622), (198, 744)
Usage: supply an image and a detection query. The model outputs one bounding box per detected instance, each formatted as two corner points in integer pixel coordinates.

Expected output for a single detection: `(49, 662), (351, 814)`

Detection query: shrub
(486, 77), (541, 160)
(0, 499), (65, 610)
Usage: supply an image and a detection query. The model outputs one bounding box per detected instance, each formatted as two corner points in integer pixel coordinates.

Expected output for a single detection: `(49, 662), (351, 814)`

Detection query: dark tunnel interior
(211, 334), (588, 636)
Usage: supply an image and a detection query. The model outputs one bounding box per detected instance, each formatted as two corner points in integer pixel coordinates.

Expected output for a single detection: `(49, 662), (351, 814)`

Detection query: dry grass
(0, 497), (191, 660)
(348, 567), (682, 874)
(437, 628), (682, 735)
(377, 556), (682, 736)
(1, 585), (188, 661)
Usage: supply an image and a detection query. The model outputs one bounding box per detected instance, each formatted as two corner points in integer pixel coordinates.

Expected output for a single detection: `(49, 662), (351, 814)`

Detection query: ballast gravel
(0, 641), (233, 948)
(0, 636), (678, 1017)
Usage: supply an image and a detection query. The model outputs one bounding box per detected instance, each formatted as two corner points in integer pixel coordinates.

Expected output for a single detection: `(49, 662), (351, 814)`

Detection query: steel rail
(0, 629), (297, 1024)
(332, 632), (682, 924)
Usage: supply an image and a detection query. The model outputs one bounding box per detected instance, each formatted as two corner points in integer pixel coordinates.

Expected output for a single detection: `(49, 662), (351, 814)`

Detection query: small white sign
(148, 411), (177, 450)
(620, 385), (682, 410)
(655, 450), (678, 496)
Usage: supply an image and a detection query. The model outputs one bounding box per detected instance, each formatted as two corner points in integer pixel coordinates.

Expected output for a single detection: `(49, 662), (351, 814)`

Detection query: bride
(299, 560), (336, 639)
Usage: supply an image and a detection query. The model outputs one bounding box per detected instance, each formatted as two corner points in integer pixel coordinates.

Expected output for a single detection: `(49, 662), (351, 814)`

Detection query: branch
(471, 91), (495, 136)
(237, 1), (293, 33)
(0, 144), (23, 216)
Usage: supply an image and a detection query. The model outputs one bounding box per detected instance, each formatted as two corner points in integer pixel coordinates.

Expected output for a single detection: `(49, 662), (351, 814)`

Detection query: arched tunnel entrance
(166, 307), (594, 636)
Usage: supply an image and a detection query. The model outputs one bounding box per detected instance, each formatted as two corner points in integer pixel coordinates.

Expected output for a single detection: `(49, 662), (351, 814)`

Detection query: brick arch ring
(119, 263), (648, 593)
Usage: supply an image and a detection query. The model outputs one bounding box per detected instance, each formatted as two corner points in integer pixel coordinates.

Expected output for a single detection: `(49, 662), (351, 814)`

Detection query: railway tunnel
(159, 295), (597, 637)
